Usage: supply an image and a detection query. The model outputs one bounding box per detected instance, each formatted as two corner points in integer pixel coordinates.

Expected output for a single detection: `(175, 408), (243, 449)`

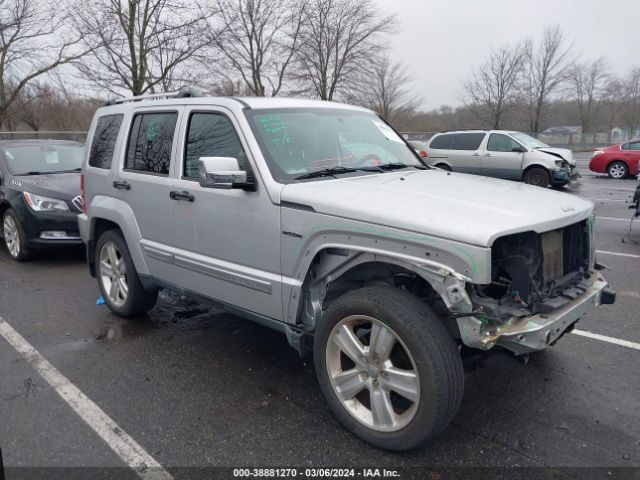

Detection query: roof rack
(106, 88), (200, 106)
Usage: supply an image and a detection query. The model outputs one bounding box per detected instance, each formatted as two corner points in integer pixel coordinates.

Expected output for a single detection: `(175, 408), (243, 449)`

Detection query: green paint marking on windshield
(146, 117), (162, 141)
(259, 115), (294, 146)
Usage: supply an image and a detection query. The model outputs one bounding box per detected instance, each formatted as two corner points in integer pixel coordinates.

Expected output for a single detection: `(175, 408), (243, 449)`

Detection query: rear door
(448, 133), (485, 174)
(115, 106), (183, 283)
(482, 133), (525, 180)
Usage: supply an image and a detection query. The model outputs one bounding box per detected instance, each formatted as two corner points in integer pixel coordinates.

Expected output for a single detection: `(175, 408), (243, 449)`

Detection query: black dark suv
(0, 140), (85, 261)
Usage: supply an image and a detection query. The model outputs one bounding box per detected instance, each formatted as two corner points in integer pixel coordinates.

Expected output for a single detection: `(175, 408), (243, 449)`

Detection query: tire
(607, 161), (628, 179)
(95, 229), (158, 317)
(524, 167), (550, 187)
(435, 163), (452, 171)
(2, 208), (32, 261)
(314, 286), (464, 451)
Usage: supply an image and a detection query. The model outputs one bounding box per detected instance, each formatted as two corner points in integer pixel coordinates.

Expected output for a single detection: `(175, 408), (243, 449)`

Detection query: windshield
(245, 108), (422, 182)
(2, 144), (84, 175)
(510, 132), (549, 149)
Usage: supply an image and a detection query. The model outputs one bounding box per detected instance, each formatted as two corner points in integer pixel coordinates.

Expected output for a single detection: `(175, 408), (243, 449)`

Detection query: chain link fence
(0, 131), (87, 143)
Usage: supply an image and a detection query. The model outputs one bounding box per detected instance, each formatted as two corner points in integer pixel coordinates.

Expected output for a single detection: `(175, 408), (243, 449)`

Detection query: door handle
(170, 190), (195, 202)
(472, 153), (480, 157)
(113, 180), (131, 190)
(484, 153), (492, 157)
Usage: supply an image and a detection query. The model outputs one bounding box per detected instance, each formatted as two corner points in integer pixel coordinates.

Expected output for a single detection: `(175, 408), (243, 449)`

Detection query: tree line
(0, 0), (418, 132)
(456, 25), (639, 136)
(1, 1), (636, 138)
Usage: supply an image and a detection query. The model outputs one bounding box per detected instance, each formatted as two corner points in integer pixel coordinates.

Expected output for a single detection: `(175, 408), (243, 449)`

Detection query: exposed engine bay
(473, 220), (591, 319)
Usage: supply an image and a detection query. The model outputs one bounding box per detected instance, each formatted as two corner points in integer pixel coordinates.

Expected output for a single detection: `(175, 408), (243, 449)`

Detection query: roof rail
(106, 88), (200, 106)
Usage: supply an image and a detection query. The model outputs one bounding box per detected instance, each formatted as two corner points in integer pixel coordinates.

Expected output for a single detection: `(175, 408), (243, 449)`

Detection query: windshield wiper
(374, 162), (427, 171)
(16, 168), (81, 176)
(294, 166), (359, 180)
(47, 168), (82, 174)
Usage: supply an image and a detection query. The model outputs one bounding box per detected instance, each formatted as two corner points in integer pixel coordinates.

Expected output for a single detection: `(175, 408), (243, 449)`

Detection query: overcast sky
(375, 0), (640, 111)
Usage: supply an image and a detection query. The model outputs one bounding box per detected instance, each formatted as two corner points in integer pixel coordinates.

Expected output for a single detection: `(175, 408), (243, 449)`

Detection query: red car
(589, 139), (640, 179)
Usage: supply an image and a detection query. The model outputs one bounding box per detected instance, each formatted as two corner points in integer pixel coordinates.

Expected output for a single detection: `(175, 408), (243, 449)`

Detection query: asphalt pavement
(0, 152), (639, 478)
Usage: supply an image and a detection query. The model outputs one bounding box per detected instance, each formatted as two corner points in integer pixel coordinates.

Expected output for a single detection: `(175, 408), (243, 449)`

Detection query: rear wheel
(524, 167), (550, 187)
(2, 209), (31, 261)
(314, 286), (464, 451)
(96, 229), (158, 317)
(607, 161), (628, 179)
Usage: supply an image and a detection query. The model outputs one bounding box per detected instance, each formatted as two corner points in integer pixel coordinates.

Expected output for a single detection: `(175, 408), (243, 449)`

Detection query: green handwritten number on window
(147, 117), (162, 141)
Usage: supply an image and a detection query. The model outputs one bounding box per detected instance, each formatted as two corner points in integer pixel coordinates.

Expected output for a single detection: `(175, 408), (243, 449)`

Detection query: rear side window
(627, 141), (640, 150)
(184, 113), (246, 179)
(451, 133), (485, 150)
(429, 134), (454, 150)
(487, 134), (521, 152)
(89, 114), (123, 169)
(125, 112), (178, 175)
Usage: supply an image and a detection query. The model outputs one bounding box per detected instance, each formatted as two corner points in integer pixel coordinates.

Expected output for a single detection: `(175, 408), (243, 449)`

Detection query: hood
(281, 170), (593, 247)
(11, 173), (81, 201)
(537, 147), (574, 165)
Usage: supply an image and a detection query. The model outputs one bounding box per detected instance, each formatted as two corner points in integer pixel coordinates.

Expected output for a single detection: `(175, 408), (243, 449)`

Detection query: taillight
(421, 150), (428, 158)
(80, 174), (87, 214)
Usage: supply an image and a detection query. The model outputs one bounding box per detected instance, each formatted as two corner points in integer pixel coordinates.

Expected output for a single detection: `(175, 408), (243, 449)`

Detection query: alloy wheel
(99, 241), (128, 308)
(325, 315), (420, 432)
(609, 163), (626, 179)
(3, 215), (20, 258)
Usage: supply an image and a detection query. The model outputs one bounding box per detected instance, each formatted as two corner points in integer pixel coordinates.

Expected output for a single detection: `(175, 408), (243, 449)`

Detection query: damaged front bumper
(457, 274), (614, 355)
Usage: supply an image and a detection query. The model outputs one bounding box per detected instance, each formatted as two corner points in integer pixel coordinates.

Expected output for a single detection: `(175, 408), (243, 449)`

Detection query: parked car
(79, 93), (614, 451)
(0, 140), (85, 261)
(424, 130), (578, 187)
(408, 140), (428, 158)
(589, 139), (640, 179)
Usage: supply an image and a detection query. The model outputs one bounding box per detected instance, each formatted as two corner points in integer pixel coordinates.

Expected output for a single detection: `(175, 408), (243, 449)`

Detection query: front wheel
(96, 229), (158, 317)
(2, 209), (32, 261)
(314, 286), (464, 451)
(524, 167), (550, 187)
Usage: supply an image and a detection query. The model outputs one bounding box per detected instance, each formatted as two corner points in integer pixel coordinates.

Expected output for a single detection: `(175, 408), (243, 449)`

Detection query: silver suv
(425, 130), (579, 187)
(79, 92), (614, 451)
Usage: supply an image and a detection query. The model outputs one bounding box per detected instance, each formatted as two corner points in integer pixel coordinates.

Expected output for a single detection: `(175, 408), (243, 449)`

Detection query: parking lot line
(596, 250), (640, 259)
(596, 216), (634, 222)
(572, 329), (640, 351)
(585, 198), (629, 202)
(0, 318), (173, 480)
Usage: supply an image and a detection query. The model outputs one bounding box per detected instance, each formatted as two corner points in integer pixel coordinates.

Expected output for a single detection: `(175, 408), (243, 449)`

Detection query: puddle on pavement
(93, 290), (230, 341)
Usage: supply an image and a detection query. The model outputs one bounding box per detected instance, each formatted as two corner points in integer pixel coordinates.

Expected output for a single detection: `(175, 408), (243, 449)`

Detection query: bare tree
(0, 0), (86, 128)
(522, 25), (573, 134)
(75, 0), (207, 96)
(201, 0), (305, 97)
(462, 43), (525, 129)
(569, 58), (608, 134)
(600, 77), (624, 142)
(621, 67), (640, 137)
(350, 54), (419, 123)
(294, 0), (397, 101)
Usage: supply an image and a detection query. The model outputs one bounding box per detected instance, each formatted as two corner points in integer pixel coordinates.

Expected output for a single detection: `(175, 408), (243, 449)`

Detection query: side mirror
(512, 146), (526, 153)
(198, 157), (251, 190)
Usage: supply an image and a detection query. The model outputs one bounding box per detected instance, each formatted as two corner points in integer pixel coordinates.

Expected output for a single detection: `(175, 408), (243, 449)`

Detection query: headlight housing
(23, 192), (70, 212)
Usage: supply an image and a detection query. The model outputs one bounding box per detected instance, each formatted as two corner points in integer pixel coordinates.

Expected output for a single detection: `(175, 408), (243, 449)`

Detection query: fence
(401, 131), (635, 151)
(0, 131), (88, 143)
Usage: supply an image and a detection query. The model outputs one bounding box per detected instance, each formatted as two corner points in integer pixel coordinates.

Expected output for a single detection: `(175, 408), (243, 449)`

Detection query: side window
(429, 134), (455, 150)
(89, 114), (123, 169)
(451, 133), (485, 151)
(184, 113), (246, 179)
(621, 143), (630, 150)
(487, 134), (520, 152)
(125, 112), (178, 175)
(627, 141), (640, 150)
